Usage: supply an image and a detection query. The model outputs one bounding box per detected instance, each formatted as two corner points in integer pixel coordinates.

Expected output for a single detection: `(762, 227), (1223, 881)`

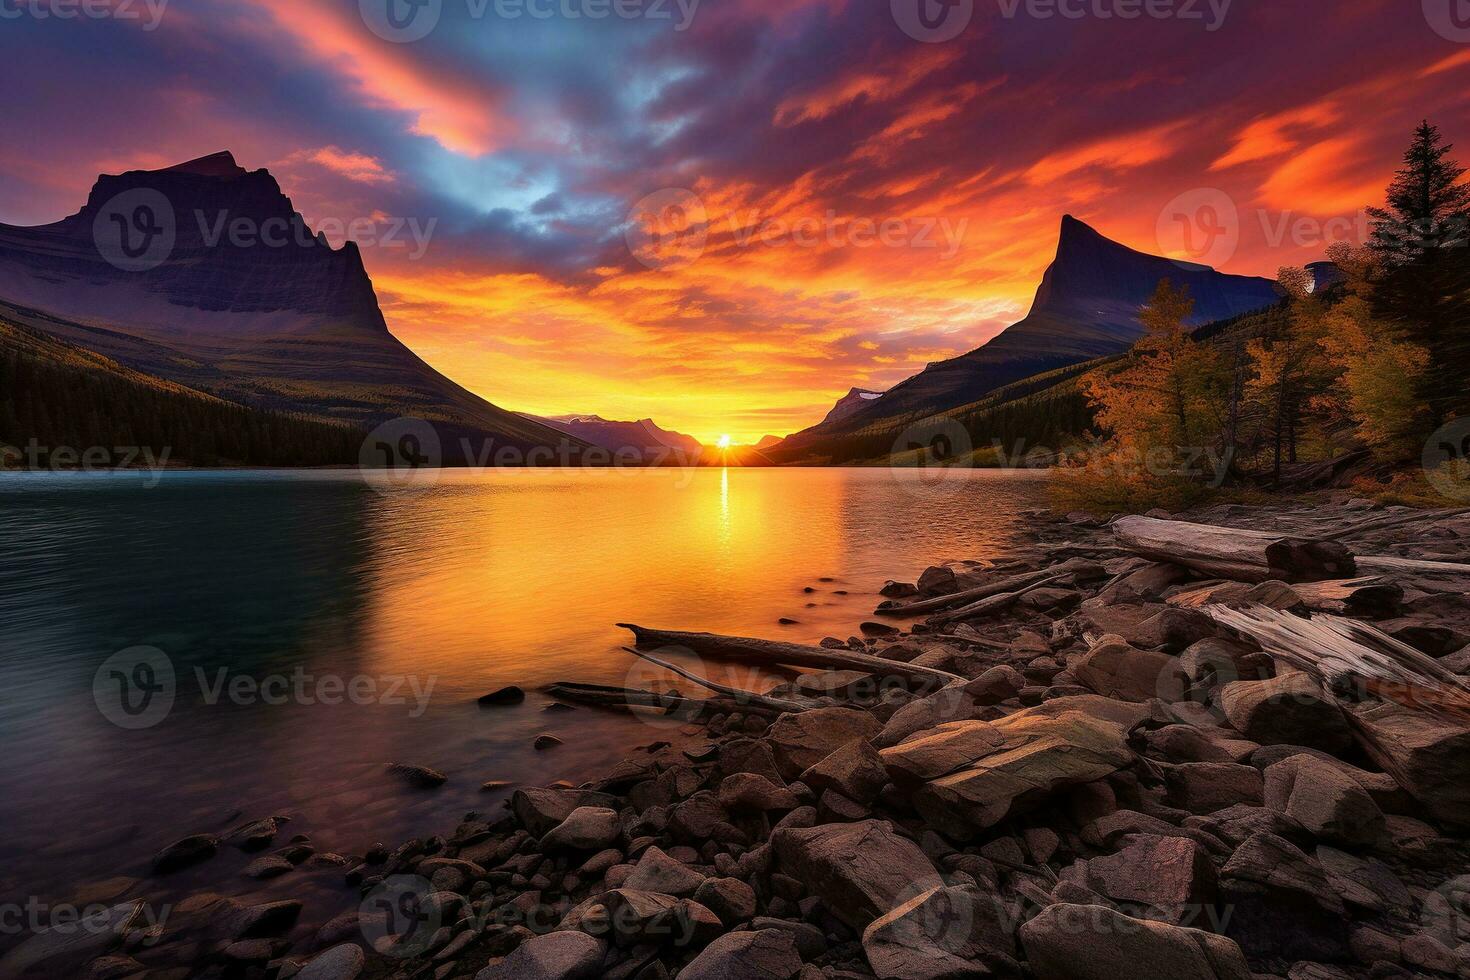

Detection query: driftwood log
(1208, 604), (1470, 722)
(876, 559), (1101, 617)
(1289, 577), (1404, 619)
(620, 647), (812, 713)
(924, 572), (1072, 626)
(619, 624), (962, 687)
(1113, 515), (1357, 583)
(1356, 555), (1470, 592)
(544, 682), (768, 718)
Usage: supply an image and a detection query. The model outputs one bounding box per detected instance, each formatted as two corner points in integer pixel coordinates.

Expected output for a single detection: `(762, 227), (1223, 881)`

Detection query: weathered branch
(619, 624), (962, 686)
(876, 559), (1101, 617)
(1208, 604), (1470, 722)
(925, 572), (1072, 626)
(1113, 515), (1356, 583)
(620, 647), (811, 713)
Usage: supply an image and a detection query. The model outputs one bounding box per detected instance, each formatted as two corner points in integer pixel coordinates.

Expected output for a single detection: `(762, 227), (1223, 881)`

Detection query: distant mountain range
(527, 414), (702, 461)
(770, 215), (1285, 462)
(0, 152), (584, 460)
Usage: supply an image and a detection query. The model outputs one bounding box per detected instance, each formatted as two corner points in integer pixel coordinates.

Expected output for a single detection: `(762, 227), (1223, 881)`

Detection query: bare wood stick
(1208, 604), (1470, 722)
(621, 647), (811, 713)
(876, 559), (1102, 617)
(1289, 577), (1404, 618)
(925, 572), (1071, 626)
(1113, 515), (1356, 583)
(1356, 555), (1470, 589)
(620, 624), (963, 686)
(1322, 506), (1470, 542)
(544, 682), (735, 717)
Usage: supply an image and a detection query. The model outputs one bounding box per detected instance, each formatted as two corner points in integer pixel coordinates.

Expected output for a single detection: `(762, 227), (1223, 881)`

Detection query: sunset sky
(2, 0), (1468, 442)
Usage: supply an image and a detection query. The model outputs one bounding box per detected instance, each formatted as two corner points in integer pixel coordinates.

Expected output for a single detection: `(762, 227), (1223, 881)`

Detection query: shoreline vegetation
(11, 493), (1470, 979)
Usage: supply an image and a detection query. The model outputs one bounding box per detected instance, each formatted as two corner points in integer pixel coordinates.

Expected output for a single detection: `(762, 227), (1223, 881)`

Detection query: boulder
(478, 686), (526, 706)
(910, 711), (1134, 836)
(152, 835), (219, 874)
(1064, 835), (1217, 924)
(675, 929), (802, 980)
(801, 738), (889, 804)
(767, 708), (882, 778)
(717, 773), (800, 813)
(862, 885), (1019, 979)
(542, 807), (623, 852)
(1351, 703), (1470, 829)
(1019, 904), (1253, 980)
(0, 902), (143, 979)
(1165, 763), (1264, 815)
(875, 687), (977, 748)
(770, 820), (942, 930)
(795, 670), (876, 699)
(475, 930), (606, 980)
(881, 720), (1007, 784)
(296, 944), (366, 980)
(692, 877), (757, 926)
(964, 665), (1026, 705)
(1263, 755), (1385, 846)
(512, 788), (620, 837)
(1218, 833), (1344, 916)
(1217, 675), (1353, 754)
(385, 763), (447, 788)
(1315, 846), (1410, 913)
(1072, 636), (1186, 702)
(623, 846), (707, 897)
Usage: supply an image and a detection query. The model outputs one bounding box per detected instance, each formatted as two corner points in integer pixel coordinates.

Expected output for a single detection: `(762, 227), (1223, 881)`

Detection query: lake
(0, 467), (1048, 925)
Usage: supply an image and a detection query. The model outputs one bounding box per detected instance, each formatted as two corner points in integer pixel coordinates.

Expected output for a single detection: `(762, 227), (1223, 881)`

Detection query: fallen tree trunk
(1208, 604), (1470, 722)
(925, 571), (1071, 626)
(619, 624), (963, 686)
(544, 682), (763, 718)
(1355, 555), (1470, 591)
(875, 559), (1099, 617)
(621, 647), (812, 713)
(1113, 515), (1357, 583)
(1289, 577), (1404, 619)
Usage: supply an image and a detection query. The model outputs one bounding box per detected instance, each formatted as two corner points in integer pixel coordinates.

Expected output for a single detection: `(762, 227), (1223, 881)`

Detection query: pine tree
(1368, 121), (1470, 262)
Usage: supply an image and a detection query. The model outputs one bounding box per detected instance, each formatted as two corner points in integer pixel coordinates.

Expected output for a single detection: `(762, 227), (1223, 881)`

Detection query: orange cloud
(244, 0), (510, 155)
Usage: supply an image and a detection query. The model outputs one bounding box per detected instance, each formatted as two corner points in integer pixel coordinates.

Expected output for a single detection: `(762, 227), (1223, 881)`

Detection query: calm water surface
(0, 467), (1047, 928)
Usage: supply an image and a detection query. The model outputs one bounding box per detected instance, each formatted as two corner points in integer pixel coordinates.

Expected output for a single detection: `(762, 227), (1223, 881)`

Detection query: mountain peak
(159, 151), (247, 179)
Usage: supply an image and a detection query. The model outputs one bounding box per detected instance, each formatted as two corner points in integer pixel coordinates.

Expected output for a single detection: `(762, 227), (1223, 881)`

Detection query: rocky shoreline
(12, 494), (1470, 980)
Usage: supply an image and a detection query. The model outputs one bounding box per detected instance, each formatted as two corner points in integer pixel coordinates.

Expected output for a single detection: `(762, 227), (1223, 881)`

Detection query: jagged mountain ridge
(0, 151), (583, 454)
(529, 414), (703, 458)
(771, 215), (1284, 459)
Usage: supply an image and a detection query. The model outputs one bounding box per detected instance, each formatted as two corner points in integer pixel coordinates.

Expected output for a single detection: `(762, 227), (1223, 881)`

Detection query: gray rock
(862, 885), (1019, 979)
(475, 930), (606, 980)
(693, 877), (757, 926)
(767, 708), (882, 778)
(800, 738), (888, 804)
(296, 944), (366, 980)
(1217, 675), (1353, 754)
(675, 929), (802, 980)
(623, 846), (707, 897)
(717, 773), (800, 812)
(770, 819), (941, 930)
(1019, 903), (1253, 980)
(542, 807), (623, 852)
(1263, 755), (1385, 847)
(385, 763), (448, 788)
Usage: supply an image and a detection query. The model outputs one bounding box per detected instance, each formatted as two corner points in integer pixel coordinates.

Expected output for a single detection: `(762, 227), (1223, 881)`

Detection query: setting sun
(717, 435), (733, 450)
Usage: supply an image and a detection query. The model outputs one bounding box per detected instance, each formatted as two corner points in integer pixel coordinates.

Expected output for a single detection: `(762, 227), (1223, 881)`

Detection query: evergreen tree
(1368, 121), (1470, 261)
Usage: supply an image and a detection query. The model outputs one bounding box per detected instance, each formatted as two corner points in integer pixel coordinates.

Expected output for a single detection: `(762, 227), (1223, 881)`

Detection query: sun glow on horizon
(717, 435), (733, 450)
